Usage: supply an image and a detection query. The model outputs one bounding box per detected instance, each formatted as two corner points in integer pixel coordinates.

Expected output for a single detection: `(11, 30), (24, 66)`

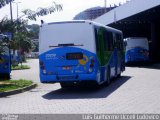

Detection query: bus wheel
(117, 66), (122, 78)
(106, 68), (110, 85)
(117, 73), (121, 78)
(5, 74), (10, 79)
(60, 82), (73, 89)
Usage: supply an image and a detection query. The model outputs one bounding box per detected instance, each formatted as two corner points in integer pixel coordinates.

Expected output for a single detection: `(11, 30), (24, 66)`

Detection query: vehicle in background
(0, 34), (11, 79)
(124, 37), (149, 64)
(39, 20), (125, 88)
(10, 50), (20, 66)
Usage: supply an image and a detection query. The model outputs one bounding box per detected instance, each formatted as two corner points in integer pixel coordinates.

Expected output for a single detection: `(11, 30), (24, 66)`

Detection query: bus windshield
(125, 38), (149, 51)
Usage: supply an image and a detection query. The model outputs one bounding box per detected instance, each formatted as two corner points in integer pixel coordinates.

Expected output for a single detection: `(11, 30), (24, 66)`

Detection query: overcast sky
(0, 0), (127, 24)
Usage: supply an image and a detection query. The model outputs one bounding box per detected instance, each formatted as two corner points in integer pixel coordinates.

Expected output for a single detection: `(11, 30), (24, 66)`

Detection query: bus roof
(41, 20), (122, 34)
(124, 37), (148, 41)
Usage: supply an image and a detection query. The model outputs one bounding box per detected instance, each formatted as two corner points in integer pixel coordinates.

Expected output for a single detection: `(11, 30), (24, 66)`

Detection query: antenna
(41, 20), (44, 24)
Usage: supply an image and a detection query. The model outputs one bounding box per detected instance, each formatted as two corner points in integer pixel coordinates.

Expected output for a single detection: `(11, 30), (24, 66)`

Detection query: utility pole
(104, 0), (107, 13)
(13, 2), (21, 20)
(104, 0), (107, 8)
(9, 0), (13, 21)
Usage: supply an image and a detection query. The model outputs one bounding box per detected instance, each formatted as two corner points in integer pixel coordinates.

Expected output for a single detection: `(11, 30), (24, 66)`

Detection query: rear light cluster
(40, 61), (44, 69)
(128, 54), (131, 60)
(40, 61), (46, 74)
(144, 52), (149, 56)
(139, 50), (149, 56)
(89, 59), (95, 72)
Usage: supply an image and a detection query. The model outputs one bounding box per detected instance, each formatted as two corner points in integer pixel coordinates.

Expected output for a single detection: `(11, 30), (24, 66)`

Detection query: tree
(27, 24), (39, 39)
(0, 34), (10, 54)
(22, 1), (63, 21)
(0, 0), (14, 9)
(26, 24), (39, 52)
(0, 1), (63, 21)
(0, 17), (34, 64)
(0, 1), (63, 62)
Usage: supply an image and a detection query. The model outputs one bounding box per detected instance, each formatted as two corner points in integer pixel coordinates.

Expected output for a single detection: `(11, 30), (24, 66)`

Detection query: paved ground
(11, 59), (39, 83)
(0, 59), (160, 114)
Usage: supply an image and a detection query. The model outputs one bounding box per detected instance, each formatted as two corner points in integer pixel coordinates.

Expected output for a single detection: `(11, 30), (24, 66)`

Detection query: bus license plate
(62, 66), (72, 70)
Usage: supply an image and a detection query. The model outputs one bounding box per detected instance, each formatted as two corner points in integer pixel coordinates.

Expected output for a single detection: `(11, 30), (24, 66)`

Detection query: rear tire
(117, 72), (121, 78)
(117, 65), (123, 78)
(106, 67), (110, 85)
(6, 74), (10, 79)
(0, 73), (10, 79)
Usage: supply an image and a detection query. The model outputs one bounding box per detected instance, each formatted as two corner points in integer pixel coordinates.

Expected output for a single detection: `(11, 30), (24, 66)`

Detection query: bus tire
(4, 74), (10, 79)
(117, 73), (121, 78)
(106, 67), (110, 85)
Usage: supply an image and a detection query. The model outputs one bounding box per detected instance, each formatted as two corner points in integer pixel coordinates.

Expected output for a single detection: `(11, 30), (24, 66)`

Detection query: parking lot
(0, 59), (160, 114)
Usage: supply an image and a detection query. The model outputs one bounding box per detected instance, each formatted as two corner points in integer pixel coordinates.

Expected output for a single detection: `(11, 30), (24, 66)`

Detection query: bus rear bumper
(40, 73), (97, 83)
(125, 57), (149, 63)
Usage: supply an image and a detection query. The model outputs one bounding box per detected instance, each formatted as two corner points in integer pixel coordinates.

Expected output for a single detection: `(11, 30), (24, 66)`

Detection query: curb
(11, 68), (30, 71)
(0, 83), (37, 97)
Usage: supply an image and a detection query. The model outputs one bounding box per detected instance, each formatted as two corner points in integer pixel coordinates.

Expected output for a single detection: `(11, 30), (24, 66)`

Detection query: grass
(0, 79), (33, 92)
(11, 65), (30, 70)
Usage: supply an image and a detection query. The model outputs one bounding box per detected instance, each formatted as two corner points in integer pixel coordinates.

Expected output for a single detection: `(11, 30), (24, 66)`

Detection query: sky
(0, 0), (127, 25)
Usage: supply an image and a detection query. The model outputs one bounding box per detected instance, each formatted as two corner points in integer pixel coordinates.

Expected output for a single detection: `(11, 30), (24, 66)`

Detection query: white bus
(124, 37), (149, 63)
(39, 20), (125, 88)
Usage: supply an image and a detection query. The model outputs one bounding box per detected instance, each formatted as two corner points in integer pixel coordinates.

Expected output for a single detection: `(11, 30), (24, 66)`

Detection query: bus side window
(94, 28), (99, 52)
(115, 34), (122, 50)
(104, 30), (114, 51)
(113, 33), (117, 48)
(103, 30), (108, 51)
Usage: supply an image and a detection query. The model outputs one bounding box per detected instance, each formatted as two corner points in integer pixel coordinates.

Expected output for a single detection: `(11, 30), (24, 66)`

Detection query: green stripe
(97, 27), (105, 66)
(97, 27), (112, 66)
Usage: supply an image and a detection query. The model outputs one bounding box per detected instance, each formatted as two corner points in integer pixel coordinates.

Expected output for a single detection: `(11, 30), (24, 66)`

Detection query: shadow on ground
(126, 62), (160, 70)
(42, 76), (131, 100)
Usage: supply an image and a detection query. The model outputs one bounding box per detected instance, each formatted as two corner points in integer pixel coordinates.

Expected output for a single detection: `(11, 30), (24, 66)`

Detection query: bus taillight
(40, 61), (44, 66)
(145, 52), (149, 56)
(90, 59), (95, 67)
(91, 59), (95, 63)
(40, 61), (45, 69)
(89, 59), (95, 72)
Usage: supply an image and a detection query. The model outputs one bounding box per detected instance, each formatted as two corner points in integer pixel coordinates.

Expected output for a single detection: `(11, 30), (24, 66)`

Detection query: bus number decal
(45, 54), (57, 60)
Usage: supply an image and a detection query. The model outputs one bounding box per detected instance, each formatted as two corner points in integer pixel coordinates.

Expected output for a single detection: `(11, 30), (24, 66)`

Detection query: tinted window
(104, 30), (114, 51)
(115, 34), (123, 50)
(94, 28), (99, 52)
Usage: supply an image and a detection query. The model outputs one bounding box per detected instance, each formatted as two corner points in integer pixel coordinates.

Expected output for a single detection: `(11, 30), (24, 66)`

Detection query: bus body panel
(39, 47), (99, 83)
(0, 44), (11, 78)
(0, 54), (11, 74)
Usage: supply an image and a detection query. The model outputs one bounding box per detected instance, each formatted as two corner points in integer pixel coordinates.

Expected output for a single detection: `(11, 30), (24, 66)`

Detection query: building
(73, 6), (117, 20)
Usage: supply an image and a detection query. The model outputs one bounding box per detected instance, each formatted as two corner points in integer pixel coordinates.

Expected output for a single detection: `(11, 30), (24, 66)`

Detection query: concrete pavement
(0, 59), (160, 114)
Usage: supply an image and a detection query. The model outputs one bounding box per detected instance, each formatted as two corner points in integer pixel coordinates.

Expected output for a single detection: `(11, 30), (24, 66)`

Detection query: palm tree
(0, 1), (63, 21)
(0, 0), (14, 9)
(22, 1), (63, 21)
(0, 17), (34, 65)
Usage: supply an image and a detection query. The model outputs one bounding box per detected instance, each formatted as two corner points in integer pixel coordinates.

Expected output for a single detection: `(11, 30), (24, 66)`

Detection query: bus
(0, 34), (11, 79)
(39, 20), (125, 88)
(124, 37), (149, 64)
